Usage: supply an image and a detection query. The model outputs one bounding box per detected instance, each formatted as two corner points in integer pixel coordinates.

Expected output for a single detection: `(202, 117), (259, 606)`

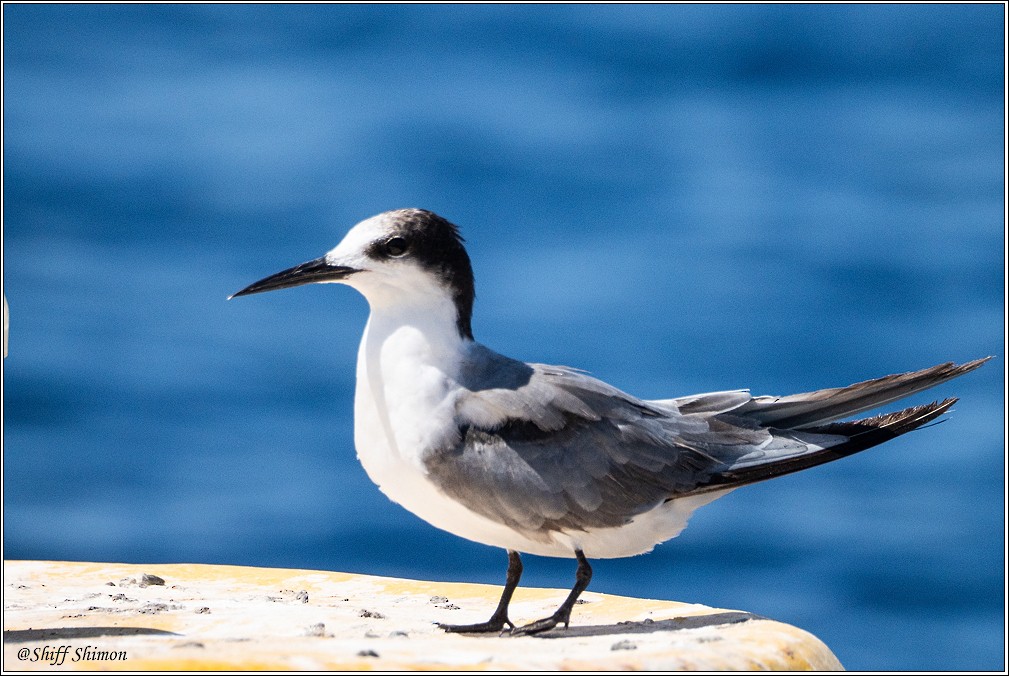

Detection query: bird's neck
(353, 295), (471, 471)
(360, 290), (470, 375)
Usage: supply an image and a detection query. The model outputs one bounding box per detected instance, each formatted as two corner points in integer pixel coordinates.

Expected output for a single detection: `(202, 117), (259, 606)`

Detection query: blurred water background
(2, 4), (1004, 670)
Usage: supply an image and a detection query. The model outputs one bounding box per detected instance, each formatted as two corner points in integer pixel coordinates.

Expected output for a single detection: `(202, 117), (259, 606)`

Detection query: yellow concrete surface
(3, 560), (843, 671)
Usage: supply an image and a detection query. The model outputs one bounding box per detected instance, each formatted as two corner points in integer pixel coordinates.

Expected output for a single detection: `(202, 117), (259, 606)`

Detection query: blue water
(3, 4), (1004, 670)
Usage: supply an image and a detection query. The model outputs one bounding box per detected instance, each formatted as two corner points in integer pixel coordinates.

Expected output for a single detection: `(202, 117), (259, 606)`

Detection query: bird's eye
(385, 237), (409, 257)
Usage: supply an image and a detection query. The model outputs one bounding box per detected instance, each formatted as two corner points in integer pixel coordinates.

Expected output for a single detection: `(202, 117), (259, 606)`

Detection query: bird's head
(230, 209), (476, 340)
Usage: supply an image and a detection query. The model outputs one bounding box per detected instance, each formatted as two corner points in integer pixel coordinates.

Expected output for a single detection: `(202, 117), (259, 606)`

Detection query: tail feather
(811, 397), (957, 439)
(731, 357), (990, 429)
(700, 397), (959, 491)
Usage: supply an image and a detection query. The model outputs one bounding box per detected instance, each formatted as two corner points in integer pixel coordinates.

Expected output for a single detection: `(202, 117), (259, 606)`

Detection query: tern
(231, 208), (987, 635)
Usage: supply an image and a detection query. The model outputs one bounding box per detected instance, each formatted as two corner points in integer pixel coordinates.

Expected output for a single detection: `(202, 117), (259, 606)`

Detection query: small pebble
(195, 607), (211, 614)
(429, 595), (449, 604)
(138, 603), (169, 614)
(296, 590), (309, 603)
(357, 650), (379, 658)
(611, 640), (637, 651)
(359, 609), (385, 619)
(140, 574), (166, 587)
(304, 623), (328, 637)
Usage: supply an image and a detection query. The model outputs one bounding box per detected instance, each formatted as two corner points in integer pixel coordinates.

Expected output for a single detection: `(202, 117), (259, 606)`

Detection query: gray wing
(424, 346), (951, 541)
(423, 349), (987, 541)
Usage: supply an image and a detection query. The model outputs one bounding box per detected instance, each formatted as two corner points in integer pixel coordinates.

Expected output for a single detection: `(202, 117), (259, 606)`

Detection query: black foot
(437, 615), (513, 634)
(511, 611), (568, 636)
(437, 550), (523, 635)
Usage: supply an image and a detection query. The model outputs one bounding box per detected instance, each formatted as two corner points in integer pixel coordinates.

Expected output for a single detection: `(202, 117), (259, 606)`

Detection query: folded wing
(421, 351), (988, 541)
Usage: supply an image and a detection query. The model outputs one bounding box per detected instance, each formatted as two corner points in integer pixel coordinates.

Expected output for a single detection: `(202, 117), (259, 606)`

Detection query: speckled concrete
(3, 560), (843, 670)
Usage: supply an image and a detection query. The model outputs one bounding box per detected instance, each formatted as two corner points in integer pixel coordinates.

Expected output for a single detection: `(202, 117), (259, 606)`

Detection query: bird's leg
(512, 549), (592, 636)
(438, 550), (523, 633)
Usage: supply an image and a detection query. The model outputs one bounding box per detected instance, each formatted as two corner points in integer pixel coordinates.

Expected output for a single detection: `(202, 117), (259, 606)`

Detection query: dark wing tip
(800, 397), (960, 445)
(941, 356), (992, 378)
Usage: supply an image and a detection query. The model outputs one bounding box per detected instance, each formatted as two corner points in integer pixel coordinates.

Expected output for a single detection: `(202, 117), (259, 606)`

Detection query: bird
(230, 208), (988, 635)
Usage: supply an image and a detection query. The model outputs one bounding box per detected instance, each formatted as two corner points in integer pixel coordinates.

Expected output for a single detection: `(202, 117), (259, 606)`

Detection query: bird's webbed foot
(437, 607), (514, 634)
(509, 609), (569, 636)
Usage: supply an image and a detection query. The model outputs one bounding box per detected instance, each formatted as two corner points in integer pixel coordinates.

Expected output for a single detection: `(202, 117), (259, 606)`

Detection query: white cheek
(324, 246), (370, 272)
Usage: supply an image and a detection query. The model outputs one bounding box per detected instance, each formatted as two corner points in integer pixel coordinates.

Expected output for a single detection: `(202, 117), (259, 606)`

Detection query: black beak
(229, 256), (359, 299)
